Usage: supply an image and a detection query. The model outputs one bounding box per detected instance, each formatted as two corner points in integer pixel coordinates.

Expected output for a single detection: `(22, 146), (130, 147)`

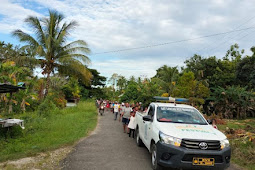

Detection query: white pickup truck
(135, 102), (231, 170)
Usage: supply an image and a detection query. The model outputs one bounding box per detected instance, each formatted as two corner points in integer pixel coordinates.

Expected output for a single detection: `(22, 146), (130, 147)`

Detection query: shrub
(37, 98), (58, 117)
(0, 126), (23, 139)
(209, 86), (255, 119)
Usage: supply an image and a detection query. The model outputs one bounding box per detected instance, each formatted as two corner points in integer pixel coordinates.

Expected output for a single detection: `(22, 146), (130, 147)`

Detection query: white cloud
(0, 0), (41, 33)
(1, 0), (255, 79)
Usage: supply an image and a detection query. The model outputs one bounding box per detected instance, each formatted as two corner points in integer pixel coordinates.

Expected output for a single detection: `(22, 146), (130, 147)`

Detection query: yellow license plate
(193, 157), (215, 166)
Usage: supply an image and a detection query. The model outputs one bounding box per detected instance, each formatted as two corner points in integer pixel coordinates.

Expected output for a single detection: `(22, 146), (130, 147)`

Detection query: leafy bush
(62, 77), (81, 99)
(0, 126), (23, 139)
(209, 86), (255, 119)
(37, 98), (58, 117)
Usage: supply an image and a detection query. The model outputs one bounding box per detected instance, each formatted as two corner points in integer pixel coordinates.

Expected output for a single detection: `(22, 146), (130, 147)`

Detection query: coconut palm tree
(154, 65), (179, 94)
(12, 10), (91, 97)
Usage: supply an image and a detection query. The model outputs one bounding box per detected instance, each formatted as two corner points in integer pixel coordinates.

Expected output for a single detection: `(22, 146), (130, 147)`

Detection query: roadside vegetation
(0, 100), (97, 162)
(218, 119), (255, 170)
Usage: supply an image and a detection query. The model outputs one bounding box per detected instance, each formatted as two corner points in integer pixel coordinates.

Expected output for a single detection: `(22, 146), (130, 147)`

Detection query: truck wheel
(136, 128), (143, 147)
(151, 144), (162, 170)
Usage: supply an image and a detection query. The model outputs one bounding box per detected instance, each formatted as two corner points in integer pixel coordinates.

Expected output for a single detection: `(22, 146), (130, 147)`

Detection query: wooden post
(8, 92), (13, 114)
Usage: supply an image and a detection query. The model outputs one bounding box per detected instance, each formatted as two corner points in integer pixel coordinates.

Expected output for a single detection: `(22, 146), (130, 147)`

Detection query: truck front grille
(181, 139), (221, 150)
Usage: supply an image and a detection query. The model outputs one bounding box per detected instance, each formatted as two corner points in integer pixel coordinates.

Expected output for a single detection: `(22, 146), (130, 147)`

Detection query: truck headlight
(159, 131), (181, 147)
(220, 139), (230, 149)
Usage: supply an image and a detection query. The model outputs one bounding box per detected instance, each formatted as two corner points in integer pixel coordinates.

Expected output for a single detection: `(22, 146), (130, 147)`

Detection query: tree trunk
(8, 92), (13, 114)
(44, 73), (51, 98)
(237, 107), (240, 119)
(21, 99), (26, 112)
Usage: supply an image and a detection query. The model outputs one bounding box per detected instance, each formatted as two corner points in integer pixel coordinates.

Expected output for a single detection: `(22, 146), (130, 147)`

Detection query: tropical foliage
(0, 10), (106, 115)
(107, 44), (255, 119)
(12, 10), (92, 97)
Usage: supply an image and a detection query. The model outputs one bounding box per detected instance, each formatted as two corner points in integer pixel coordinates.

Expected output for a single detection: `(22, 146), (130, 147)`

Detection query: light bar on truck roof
(153, 96), (189, 103)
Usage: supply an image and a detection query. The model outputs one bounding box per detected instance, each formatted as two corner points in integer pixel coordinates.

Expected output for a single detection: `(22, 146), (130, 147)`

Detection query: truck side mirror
(207, 119), (212, 124)
(143, 115), (152, 121)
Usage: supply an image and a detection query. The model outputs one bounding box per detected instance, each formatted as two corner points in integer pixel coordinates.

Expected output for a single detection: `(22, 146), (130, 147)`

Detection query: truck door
(143, 105), (155, 148)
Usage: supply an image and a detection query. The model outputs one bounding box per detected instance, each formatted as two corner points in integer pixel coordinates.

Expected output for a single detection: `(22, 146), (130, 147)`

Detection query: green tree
(0, 41), (19, 63)
(154, 65), (179, 94)
(79, 68), (106, 99)
(62, 77), (81, 99)
(88, 69), (106, 87)
(185, 44), (244, 89)
(117, 76), (127, 92)
(12, 10), (91, 97)
(0, 61), (32, 113)
(108, 73), (119, 90)
(173, 72), (210, 106)
(120, 81), (140, 103)
(136, 78), (164, 107)
(236, 47), (255, 89)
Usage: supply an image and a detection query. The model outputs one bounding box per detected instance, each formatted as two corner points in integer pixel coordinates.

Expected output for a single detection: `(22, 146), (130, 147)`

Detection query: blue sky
(1, 0), (255, 79)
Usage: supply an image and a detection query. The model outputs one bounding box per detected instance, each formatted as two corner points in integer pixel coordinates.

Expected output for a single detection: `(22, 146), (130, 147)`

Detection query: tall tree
(117, 76), (127, 92)
(88, 69), (106, 87)
(236, 47), (255, 89)
(184, 44), (244, 89)
(12, 10), (91, 97)
(172, 72), (210, 106)
(79, 69), (107, 99)
(108, 73), (119, 90)
(154, 65), (179, 94)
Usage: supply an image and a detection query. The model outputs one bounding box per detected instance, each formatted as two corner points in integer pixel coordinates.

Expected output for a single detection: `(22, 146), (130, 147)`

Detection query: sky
(1, 0), (255, 79)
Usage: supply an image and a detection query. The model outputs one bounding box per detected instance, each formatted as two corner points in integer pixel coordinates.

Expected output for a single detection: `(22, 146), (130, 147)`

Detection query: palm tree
(117, 76), (127, 92)
(12, 10), (91, 97)
(154, 65), (179, 94)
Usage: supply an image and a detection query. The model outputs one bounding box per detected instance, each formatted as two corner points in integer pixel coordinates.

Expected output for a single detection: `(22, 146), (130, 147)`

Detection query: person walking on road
(121, 103), (132, 133)
(113, 101), (120, 120)
(119, 103), (125, 122)
(128, 111), (136, 138)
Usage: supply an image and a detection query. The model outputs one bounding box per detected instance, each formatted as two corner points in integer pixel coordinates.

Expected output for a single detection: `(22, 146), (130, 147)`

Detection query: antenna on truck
(153, 96), (189, 104)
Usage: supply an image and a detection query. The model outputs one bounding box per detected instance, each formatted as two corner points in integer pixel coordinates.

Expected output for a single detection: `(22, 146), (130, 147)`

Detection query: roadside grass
(0, 101), (97, 162)
(218, 118), (255, 170)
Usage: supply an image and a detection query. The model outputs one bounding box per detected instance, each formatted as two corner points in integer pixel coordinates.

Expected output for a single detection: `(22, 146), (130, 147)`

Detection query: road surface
(61, 110), (241, 170)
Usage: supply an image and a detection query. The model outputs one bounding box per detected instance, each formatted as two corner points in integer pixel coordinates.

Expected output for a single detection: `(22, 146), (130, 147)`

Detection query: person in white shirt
(128, 111), (136, 138)
(113, 102), (120, 120)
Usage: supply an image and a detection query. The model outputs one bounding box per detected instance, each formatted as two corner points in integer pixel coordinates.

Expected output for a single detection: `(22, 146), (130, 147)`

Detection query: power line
(207, 27), (255, 53)
(236, 29), (255, 41)
(198, 15), (255, 54)
(91, 26), (255, 55)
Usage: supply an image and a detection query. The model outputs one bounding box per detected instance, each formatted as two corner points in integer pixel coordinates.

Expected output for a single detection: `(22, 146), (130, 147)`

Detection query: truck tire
(151, 144), (163, 170)
(136, 127), (143, 147)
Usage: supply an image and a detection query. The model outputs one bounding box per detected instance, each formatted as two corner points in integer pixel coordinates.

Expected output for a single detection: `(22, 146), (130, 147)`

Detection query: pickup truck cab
(135, 102), (231, 170)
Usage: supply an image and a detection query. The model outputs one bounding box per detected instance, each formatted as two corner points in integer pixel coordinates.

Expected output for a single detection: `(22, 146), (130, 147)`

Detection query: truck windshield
(157, 107), (207, 125)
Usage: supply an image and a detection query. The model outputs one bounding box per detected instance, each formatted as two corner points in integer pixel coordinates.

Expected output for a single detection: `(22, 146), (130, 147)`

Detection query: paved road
(61, 111), (241, 170)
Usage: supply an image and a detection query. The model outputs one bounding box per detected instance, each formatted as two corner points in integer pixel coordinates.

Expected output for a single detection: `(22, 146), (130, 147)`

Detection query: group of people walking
(96, 100), (145, 138)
